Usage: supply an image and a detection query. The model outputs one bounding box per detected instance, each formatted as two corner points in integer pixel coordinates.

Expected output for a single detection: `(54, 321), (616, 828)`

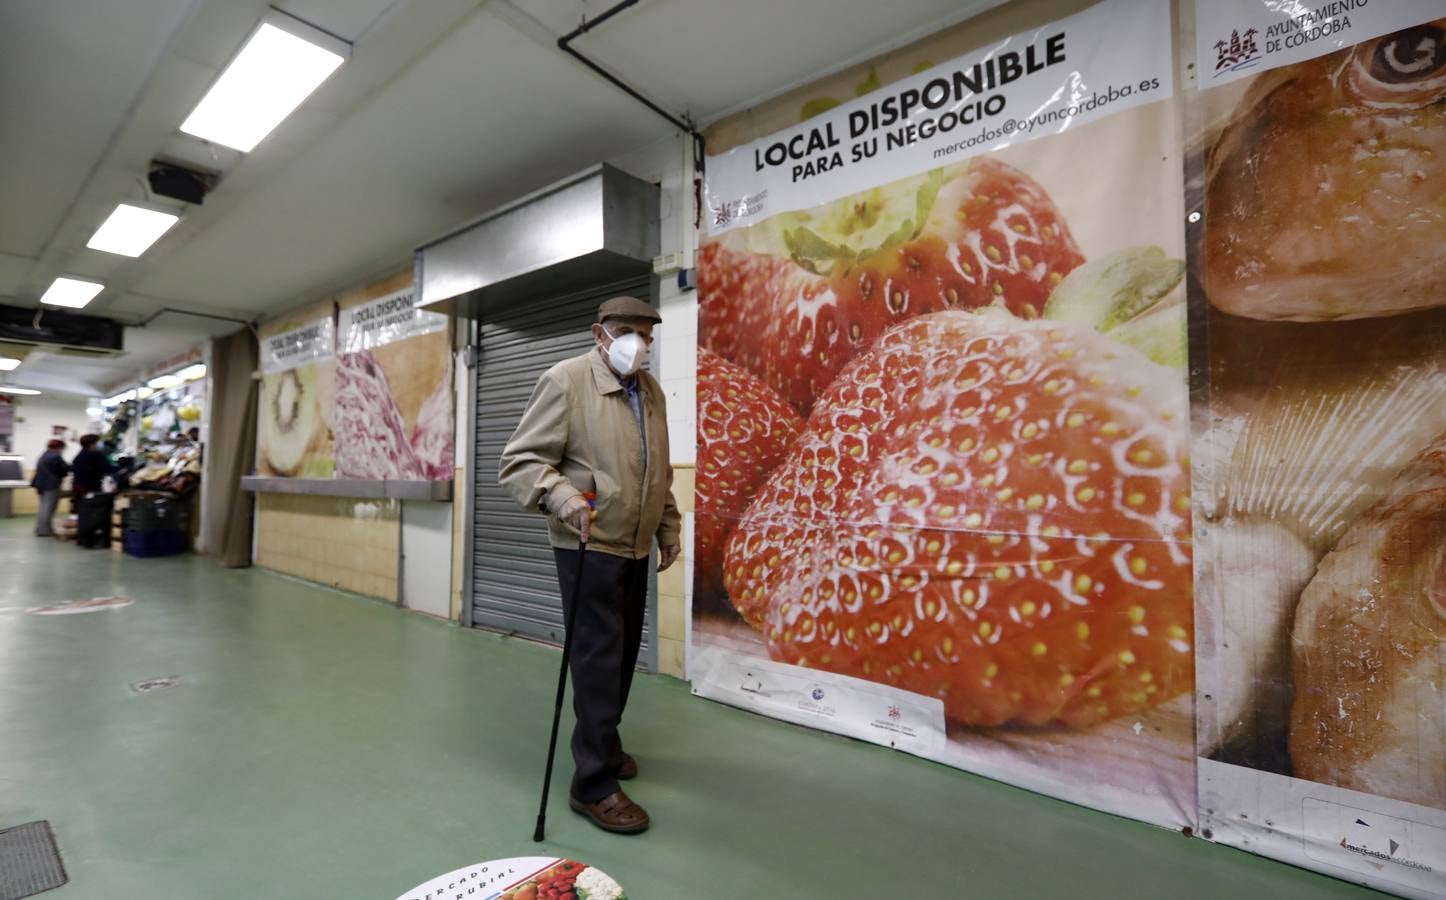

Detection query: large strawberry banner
(691, 0), (1196, 829)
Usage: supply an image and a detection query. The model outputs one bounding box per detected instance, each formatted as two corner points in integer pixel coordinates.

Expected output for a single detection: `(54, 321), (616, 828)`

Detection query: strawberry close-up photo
(699, 157), (1086, 414)
(695, 349), (805, 613)
(723, 310), (1194, 729)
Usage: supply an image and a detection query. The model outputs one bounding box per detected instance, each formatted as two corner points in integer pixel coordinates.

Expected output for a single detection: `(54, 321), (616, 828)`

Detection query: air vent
(0, 305), (124, 356)
(148, 160), (218, 206)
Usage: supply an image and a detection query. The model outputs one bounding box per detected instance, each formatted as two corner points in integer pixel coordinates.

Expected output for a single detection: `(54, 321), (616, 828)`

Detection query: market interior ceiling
(0, 0), (1008, 396)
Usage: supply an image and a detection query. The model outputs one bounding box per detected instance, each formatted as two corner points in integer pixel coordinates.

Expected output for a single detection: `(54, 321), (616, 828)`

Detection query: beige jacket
(499, 348), (681, 560)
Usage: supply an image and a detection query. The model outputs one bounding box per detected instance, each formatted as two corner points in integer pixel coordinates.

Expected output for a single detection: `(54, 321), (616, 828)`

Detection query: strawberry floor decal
(696, 349), (805, 612)
(723, 309), (1193, 728)
(700, 158), (1085, 414)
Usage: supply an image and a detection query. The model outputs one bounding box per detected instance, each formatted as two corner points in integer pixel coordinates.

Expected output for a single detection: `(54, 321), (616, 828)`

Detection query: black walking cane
(533, 495), (593, 842)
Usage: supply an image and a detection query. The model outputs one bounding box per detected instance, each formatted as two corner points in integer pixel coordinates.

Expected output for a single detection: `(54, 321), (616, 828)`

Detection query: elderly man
(499, 295), (681, 835)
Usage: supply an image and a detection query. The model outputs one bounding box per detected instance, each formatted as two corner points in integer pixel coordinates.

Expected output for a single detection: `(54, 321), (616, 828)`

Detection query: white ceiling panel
(135, 6), (669, 313)
(276, 0), (406, 43)
(2, 0), (1013, 366)
(510, 0), (1007, 122)
(0, 0), (196, 258)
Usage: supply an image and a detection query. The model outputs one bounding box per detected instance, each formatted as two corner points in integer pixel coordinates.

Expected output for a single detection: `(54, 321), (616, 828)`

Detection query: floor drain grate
(0, 821), (68, 900)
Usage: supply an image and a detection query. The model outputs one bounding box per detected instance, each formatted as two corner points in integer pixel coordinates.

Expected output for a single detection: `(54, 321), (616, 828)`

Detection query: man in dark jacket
(70, 434), (113, 496)
(70, 434), (115, 548)
(30, 439), (68, 537)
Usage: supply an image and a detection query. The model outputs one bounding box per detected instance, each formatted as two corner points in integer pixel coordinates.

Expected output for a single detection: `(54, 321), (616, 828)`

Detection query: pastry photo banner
(1188, 3), (1446, 896)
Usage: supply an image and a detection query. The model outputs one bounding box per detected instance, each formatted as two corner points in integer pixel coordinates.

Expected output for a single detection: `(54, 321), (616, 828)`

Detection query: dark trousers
(74, 492), (112, 548)
(553, 547), (648, 803)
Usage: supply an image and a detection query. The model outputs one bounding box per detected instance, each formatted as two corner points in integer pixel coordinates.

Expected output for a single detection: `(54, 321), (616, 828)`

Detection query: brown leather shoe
(569, 790), (650, 834)
(619, 752), (638, 780)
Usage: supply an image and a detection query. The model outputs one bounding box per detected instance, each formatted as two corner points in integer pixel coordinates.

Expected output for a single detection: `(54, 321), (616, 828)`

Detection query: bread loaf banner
(257, 303), (337, 478)
(255, 278), (455, 482)
(1187, 2), (1446, 895)
(691, 0), (1446, 893)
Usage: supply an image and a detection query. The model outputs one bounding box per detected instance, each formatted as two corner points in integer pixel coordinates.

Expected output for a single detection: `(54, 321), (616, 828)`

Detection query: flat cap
(598, 295), (661, 324)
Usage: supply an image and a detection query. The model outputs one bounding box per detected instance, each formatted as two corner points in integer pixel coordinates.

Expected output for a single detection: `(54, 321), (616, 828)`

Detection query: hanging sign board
(337, 288), (446, 354)
(703, 0), (1173, 235)
(259, 317), (335, 375)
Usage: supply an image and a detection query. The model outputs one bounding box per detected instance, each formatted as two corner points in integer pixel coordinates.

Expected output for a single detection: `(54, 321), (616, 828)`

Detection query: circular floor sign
(394, 857), (626, 900)
(27, 596), (135, 616)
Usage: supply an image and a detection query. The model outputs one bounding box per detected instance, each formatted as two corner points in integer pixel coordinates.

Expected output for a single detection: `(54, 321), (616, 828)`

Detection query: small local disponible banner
(260, 316), (335, 374)
(1196, 0), (1446, 87)
(338, 288), (446, 354)
(704, 0), (1172, 235)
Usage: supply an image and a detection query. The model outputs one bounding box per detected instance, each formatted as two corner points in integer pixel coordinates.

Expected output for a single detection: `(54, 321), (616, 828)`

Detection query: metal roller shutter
(471, 276), (656, 666)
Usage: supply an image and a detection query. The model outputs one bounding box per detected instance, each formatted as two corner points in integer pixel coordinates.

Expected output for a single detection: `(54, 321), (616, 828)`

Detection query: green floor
(0, 517), (1386, 899)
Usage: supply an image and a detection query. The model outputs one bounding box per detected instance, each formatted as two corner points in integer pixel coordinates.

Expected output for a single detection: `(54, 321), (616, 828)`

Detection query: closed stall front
(471, 276), (654, 650)
(419, 165), (661, 668)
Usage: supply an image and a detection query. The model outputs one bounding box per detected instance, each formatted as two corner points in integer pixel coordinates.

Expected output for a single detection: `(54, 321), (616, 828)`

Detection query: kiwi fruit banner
(692, 0), (1197, 829)
(335, 284), (454, 481)
(257, 302), (336, 478)
(1186, 3), (1446, 894)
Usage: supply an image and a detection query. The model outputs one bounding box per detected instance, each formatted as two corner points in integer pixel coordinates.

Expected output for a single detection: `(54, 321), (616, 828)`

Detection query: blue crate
(122, 528), (184, 558)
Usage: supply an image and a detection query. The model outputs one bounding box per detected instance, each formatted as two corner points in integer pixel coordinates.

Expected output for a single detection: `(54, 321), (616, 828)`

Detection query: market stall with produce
(96, 359), (208, 556)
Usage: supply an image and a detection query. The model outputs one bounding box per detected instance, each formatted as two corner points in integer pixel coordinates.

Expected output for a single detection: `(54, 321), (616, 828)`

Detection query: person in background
(30, 438), (68, 537)
(499, 296), (681, 836)
(71, 434), (113, 496)
(71, 433), (116, 549)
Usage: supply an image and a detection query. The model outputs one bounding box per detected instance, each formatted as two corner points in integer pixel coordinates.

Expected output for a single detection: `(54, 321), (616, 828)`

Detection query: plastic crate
(123, 495), (189, 530)
(122, 528), (184, 558)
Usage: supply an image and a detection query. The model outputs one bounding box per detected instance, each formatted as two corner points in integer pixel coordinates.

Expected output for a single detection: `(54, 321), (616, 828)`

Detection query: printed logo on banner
(693, 647), (947, 757)
(1195, 0), (1445, 88)
(1303, 798), (1444, 883)
(1211, 28), (1264, 76)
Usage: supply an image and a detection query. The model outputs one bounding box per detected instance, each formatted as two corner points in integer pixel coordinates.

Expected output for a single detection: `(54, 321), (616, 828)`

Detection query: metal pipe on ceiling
(556, 0), (705, 173)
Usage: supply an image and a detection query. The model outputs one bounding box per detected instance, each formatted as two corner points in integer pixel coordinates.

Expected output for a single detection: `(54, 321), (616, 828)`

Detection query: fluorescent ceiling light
(180, 20), (347, 152)
(147, 374), (184, 389)
(0, 386), (41, 395)
(177, 363), (207, 381)
(40, 276), (104, 309)
(86, 406), (102, 417)
(0, 357), (19, 371)
(104, 390), (137, 405)
(86, 204), (181, 257)
(137, 386), (156, 399)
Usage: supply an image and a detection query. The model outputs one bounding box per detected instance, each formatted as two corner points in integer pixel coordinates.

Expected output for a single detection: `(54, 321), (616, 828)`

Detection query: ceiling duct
(416, 164), (658, 318)
(0, 305), (125, 357)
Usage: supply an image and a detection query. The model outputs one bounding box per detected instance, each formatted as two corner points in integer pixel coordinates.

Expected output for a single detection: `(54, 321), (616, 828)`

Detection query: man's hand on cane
(558, 494), (594, 543)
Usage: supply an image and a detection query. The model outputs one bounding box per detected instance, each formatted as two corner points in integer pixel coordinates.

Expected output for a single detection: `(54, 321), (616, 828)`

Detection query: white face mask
(603, 327), (648, 376)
